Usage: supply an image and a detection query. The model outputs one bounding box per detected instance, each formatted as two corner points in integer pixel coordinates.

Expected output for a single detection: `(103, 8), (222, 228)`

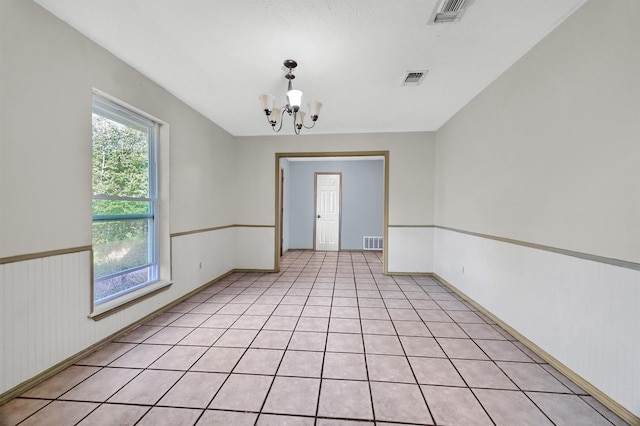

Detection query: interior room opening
(275, 153), (388, 272)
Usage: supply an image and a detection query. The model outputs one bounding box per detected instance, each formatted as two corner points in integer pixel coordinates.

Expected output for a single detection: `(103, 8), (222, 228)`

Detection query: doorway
(314, 173), (341, 251)
(274, 151), (389, 273)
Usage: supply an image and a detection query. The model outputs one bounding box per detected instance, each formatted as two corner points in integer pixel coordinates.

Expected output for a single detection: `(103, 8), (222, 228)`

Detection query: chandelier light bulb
(287, 89), (303, 111)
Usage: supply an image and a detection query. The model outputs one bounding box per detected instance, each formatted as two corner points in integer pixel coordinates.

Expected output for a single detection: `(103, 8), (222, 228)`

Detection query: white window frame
(90, 93), (170, 317)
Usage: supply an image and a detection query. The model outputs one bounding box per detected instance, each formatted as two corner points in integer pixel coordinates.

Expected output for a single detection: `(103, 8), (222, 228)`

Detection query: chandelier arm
(293, 110), (301, 135)
(302, 120), (316, 130)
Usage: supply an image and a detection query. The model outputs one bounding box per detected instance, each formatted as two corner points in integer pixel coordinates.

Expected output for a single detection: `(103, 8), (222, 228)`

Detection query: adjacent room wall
(434, 0), (639, 418)
(0, 0), (237, 397)
(286, 160), (384, 250)
(234, 132), (436, 273)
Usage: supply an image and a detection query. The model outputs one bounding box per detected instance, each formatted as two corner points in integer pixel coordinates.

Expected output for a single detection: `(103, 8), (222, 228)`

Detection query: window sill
(89, 280), (172, 321)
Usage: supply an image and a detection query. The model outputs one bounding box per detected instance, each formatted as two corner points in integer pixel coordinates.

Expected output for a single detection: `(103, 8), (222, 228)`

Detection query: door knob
(317, 215), (321, 219)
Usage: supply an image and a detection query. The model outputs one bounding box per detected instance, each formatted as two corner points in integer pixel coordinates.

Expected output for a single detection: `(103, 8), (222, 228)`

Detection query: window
(92, 95), (159, 306)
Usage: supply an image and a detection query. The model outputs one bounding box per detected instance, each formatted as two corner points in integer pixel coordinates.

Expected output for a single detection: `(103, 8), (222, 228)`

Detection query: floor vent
(363, 236), (383, 250)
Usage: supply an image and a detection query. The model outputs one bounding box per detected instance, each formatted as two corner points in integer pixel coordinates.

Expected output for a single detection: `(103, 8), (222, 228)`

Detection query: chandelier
(259, 59), (322, 135)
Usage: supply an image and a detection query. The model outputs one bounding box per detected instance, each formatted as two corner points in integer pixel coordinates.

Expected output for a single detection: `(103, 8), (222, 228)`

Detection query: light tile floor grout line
(2, 250), (628, 426)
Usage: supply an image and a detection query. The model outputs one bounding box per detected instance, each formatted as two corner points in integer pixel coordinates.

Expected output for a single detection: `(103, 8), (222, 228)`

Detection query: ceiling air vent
(403, 70), (428, 86)
(430, 0), (470, 24)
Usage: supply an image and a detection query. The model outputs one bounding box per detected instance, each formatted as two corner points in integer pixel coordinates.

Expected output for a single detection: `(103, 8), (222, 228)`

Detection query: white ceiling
(34, 0), (586, 137)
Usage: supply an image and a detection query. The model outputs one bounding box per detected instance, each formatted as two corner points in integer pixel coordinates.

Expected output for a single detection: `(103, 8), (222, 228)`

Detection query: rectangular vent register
(363, 236), (383, 250)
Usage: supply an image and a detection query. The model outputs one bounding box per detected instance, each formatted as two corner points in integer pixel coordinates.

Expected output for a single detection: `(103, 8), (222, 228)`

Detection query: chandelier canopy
(259, 59), (322, 135)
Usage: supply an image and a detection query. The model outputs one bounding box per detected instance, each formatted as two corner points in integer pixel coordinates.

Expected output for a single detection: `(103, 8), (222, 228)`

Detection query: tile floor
(0, 250), (630, 425)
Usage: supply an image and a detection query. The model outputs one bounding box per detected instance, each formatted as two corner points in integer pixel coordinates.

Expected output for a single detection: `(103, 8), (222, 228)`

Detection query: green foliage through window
(92, 115), (149, 200)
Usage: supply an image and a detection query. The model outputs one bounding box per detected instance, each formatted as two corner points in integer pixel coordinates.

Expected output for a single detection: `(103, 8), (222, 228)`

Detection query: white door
(315, 173), (340, 251)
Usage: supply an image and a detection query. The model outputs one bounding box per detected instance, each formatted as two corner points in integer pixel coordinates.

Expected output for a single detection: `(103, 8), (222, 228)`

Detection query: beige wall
(433, 0), (640, 417)
(435, 0), (640, 264)
(233, 132), (436, 273)
(0, 0), (236, 259)
(235, 132), (436, 227)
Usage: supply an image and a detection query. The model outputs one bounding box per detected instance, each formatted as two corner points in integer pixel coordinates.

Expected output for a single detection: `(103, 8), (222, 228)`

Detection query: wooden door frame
(313, 172), (343, 252)
(279, 168), (284, 257)
(274, 151), (389, 274)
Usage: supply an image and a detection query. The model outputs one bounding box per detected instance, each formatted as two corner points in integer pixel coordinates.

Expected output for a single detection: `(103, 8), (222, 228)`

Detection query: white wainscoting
(1, 251), (94, 394)
(234, 226), (275, 271)
(387, 226), (434, 273)
(0, 226), (240, 397)
(171, 226), (235, 292)
(433, 227), (640, 418)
